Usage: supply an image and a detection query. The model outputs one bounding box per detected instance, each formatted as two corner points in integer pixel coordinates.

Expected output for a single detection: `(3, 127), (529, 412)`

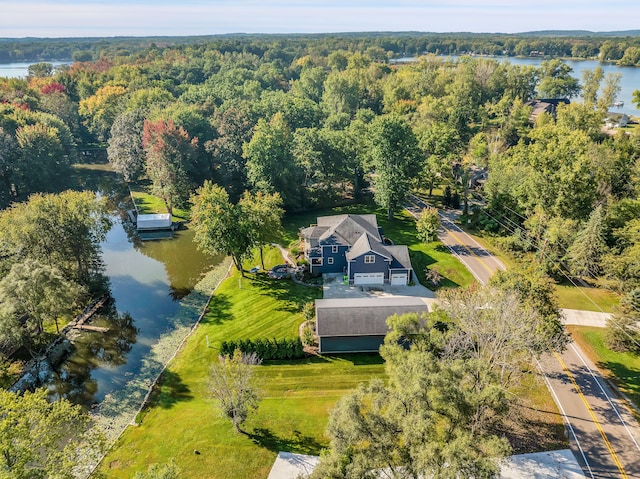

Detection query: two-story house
(300, 214), (413, 285)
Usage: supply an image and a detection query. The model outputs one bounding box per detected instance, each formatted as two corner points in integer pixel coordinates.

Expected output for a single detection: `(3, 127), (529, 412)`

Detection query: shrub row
(219, 337), (305, 360)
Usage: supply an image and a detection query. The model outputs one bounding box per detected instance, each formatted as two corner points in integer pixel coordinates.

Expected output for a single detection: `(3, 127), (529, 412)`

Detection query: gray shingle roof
(316, 297), (435, 337)
(301, 225), (329, 240)
(316, 214), (381, 246)
(345, 232), (392, 261)
(386, 245), (412, 270)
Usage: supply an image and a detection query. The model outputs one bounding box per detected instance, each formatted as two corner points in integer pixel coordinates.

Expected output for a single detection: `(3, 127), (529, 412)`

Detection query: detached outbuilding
(315, 296), (435, 354)
(136, 213), (172, 231)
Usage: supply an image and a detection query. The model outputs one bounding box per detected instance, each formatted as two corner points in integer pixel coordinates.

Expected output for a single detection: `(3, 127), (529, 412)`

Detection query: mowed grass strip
(567, 325), (640, 411)
(100, 247), (385, 478)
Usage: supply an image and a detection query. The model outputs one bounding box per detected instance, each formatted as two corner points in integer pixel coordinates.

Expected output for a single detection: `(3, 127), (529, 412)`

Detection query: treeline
(2, 32), (640, 66)
(1, 35), (640, 332)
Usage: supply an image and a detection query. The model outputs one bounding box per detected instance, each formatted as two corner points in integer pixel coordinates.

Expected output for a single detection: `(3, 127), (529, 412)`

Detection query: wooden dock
(66, 295), (110, 334)
(74, 324), (109, 333)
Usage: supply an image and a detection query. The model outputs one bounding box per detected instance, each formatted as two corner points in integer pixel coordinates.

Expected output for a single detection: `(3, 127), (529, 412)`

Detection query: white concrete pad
(561, 308), (611, 328)
(267, 452), (320, 479)
(268, 449), (586, 479)
(501, 449), (587, 478)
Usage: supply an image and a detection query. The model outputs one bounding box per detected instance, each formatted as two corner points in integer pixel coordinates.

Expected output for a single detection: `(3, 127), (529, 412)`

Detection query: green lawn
(555, 283), (619, 313)
(465, 228), (620, 313)
(100, 247), (385, 478)
(129, 184), (190, 222)
(567, 325), (640, 411)
(283, 202), (474, 290)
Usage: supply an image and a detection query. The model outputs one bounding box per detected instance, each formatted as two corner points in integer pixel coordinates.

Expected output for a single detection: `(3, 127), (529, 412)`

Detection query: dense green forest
(2, 31), (640, 65)
(1, 33), (640, 355)
(1, 33), (640, 477)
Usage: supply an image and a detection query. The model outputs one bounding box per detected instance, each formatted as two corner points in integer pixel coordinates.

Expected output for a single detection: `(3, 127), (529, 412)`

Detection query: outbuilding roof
(136, 213), (172, 231)
(316, 297), (434, 337)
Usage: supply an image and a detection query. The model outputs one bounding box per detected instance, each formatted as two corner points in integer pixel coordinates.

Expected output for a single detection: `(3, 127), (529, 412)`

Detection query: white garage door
(390, 273), (408, 285)
(353, 273), (385, 285)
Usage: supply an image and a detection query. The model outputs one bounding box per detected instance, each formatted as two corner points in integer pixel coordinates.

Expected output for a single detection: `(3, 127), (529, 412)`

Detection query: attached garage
(390, 273), (408, 285)
(353, 272), (385, 285)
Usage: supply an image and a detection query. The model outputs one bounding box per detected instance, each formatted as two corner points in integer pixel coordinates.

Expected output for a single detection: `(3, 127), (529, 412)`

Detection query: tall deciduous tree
(190, 181), (252, 275)
(243, 112), (303, 210)
(537, 59), (580, 99)
(15, 122), (68, 194)
(108, 109), (146, 182)
(0, 388), (103, 478)
(416, 207), (441, 243)
(210, 349), (262, 434)
(365, 114), (421, 220)
(239, 191), (284, 270)
(206, 105), (254, 202)
(0, 259), (82, 343)
(0, 190), (111, 286)
(311, 340), (510, 479)
(143, 118), (198, 216)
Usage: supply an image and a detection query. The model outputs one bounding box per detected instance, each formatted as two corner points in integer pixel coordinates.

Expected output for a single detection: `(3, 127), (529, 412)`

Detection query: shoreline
(82, 256), (233, 477)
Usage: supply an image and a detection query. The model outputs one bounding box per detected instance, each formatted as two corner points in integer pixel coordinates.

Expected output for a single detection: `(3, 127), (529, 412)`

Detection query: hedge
(219, 337), (305, 360)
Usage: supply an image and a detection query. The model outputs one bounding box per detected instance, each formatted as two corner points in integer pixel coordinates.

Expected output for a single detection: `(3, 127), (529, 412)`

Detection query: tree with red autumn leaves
(142, 119), (198, 216)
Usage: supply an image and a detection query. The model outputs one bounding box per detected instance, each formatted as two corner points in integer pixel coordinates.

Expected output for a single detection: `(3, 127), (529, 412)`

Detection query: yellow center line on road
(440, 223), (496, 276)
(555, 352), (629, 479)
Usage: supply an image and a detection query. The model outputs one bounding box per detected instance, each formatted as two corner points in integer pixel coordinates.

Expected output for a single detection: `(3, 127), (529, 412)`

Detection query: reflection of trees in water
(50, 302), (138, 407)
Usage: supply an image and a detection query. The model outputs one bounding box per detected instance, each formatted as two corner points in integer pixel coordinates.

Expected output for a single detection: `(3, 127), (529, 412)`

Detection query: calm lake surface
(0, 61), (69, 78)
(398, 55), (640, 117)
(43, 166), (223, 407)
(1, 57), (638, 115)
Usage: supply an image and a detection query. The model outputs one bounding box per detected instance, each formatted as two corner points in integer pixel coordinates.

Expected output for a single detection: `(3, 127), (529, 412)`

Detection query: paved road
(538, 343), (640, 478)
(405, 195), (640, 479)
(405, 194), (506, 284)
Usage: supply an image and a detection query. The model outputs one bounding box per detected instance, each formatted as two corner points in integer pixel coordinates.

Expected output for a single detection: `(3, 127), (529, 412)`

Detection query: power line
(466, 196), (640, 351)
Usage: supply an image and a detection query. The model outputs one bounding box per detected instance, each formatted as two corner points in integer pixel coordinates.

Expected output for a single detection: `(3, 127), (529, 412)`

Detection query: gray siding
(319, 335), (385, 354)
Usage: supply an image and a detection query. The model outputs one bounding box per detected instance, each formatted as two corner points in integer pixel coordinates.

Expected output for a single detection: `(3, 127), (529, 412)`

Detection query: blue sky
(0, 1), (638, 38)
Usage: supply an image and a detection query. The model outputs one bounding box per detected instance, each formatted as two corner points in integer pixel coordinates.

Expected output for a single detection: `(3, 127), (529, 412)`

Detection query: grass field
(567, 325), (640, 411)
(99, 247), (385, 478)
(555, 283), (619, 313)
(129, 184), (190, 222)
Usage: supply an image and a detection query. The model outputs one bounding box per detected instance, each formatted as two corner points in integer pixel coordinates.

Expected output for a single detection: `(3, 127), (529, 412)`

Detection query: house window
(331, 245), (339, 253)
(364, 255), (375, 264)
(311, 257), (323, 266)
(328, 257), (334, 265)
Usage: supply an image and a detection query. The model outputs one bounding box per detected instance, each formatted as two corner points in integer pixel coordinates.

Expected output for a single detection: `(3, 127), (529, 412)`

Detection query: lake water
(502, 57), (640, 117)
(42, 166), (223, 407)
(0, 61), (70, 78)
(1, 57), (638, 115)
(399, 55), (640, 117)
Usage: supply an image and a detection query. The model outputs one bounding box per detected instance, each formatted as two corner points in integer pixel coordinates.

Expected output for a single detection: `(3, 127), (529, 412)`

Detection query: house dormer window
(364, 255), (375, 264)
(331, 245), (338, 253)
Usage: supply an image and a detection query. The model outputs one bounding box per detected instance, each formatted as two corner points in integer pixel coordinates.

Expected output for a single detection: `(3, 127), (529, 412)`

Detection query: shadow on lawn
(249, 275), (321, 314)
(155, 369), (193, 409)
(204, 293), (234, 325)
(249, 427), (323, 455)
(597, 359), (640, 405)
